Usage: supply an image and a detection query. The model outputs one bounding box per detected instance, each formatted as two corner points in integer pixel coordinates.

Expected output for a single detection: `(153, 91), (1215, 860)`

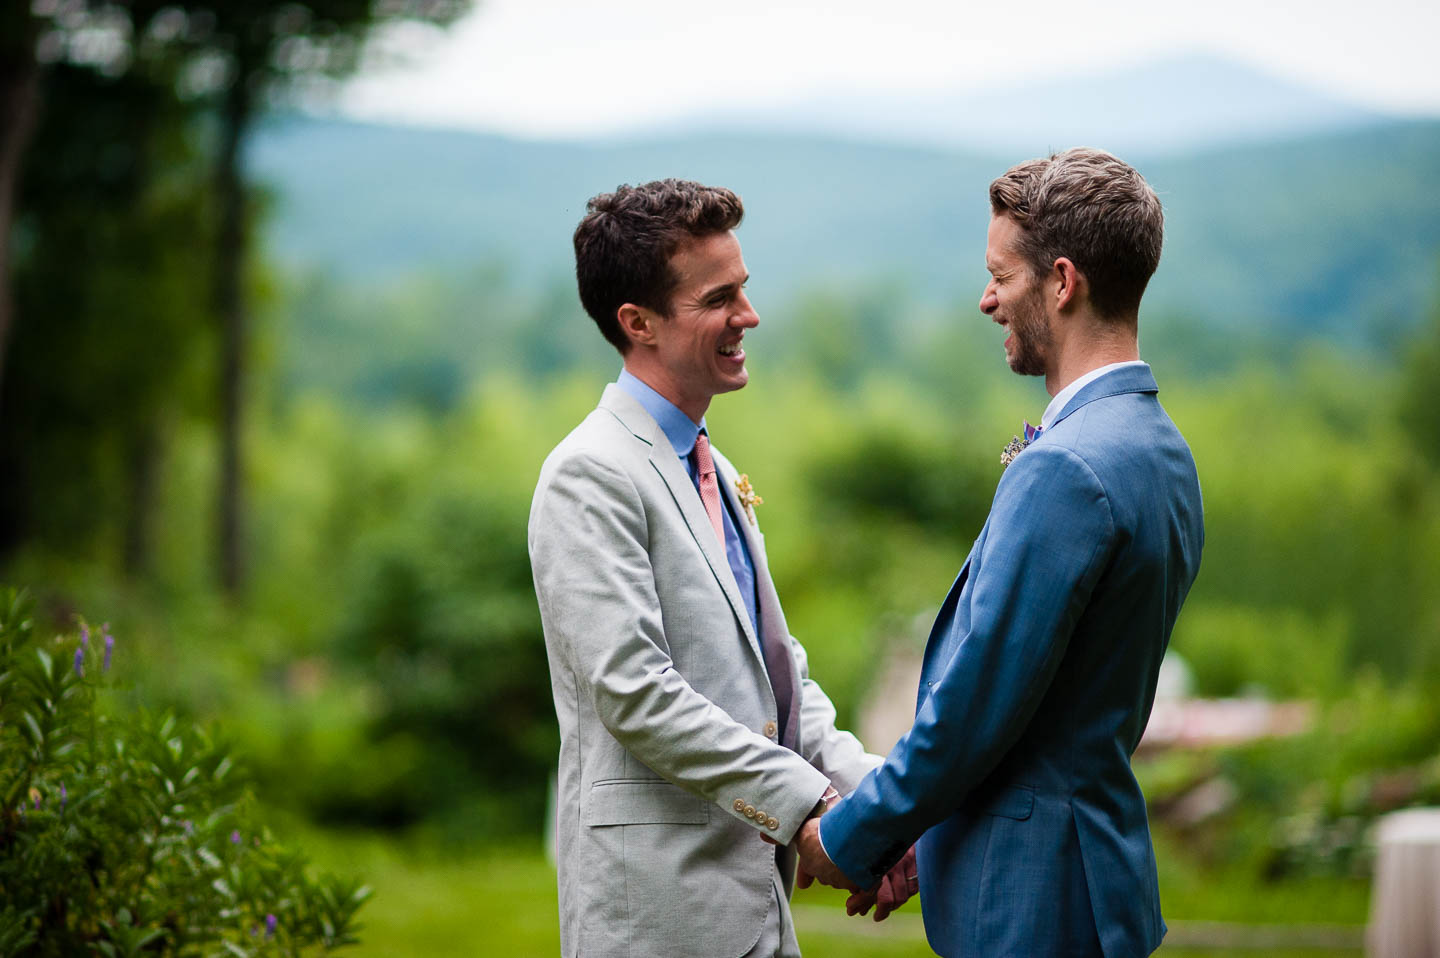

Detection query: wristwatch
(808, 785), (841, 820)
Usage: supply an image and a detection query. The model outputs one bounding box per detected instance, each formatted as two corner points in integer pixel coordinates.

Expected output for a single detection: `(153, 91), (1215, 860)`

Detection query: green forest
(4, 4), (1440, 956)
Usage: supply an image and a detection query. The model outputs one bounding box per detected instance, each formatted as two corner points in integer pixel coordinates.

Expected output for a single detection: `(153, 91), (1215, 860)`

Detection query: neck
(1044, 320), (1139, 397)
(622, 359), (710, 423)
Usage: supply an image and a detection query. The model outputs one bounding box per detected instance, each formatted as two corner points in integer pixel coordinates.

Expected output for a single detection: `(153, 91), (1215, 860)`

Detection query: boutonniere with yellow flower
(1000, 421), (1043, 470)
(735, 474), (764, 526)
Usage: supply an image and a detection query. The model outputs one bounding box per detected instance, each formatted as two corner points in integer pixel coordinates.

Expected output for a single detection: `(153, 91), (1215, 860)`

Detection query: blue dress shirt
(615, 370), (760, 638)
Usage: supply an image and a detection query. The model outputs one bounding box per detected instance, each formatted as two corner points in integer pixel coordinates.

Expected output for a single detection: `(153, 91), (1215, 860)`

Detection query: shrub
(0, 586), (370, 956)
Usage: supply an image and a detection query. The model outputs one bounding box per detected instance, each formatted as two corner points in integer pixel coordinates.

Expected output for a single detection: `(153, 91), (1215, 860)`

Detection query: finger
(760, 834), (778, 846)
(845, 891), (876, 916)
(796, 866), (813, 890)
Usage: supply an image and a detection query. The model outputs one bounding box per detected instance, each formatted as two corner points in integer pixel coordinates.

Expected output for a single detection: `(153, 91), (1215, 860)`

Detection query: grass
(297, 827), (1368, 957)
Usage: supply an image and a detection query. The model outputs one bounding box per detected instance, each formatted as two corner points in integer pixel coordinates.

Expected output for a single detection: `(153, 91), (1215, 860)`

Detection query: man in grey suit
(529, 179), (911, 958)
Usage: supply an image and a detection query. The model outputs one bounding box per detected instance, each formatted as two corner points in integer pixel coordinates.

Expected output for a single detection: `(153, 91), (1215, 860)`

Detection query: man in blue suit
(793, 148), (1205, 956)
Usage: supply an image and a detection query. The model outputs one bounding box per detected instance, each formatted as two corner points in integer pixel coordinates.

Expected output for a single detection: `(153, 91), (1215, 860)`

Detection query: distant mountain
(632, 54), (1390, 158)
(249, 115), (1440, 345)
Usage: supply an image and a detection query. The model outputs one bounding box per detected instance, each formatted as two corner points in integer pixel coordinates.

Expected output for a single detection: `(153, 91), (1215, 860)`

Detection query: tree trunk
(0, 13), (40, 425)
(215, 67), (253, 596)
(123, 419), (163, 578)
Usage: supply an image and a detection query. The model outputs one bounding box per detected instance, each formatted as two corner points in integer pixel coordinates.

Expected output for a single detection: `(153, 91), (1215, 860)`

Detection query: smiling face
(980, 214), (1052, 378)
(624, 230), (758, 421)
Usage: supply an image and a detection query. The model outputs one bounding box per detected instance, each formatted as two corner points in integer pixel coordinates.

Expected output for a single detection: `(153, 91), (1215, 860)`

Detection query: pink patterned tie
(692, 432), (726, 546)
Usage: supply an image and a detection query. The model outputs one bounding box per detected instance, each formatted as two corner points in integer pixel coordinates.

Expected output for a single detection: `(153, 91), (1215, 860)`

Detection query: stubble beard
(1006, 284), (1052, 378)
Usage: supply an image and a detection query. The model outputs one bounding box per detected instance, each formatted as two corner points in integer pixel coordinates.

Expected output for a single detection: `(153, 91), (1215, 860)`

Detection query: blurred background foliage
(3, 3), (1440, 952)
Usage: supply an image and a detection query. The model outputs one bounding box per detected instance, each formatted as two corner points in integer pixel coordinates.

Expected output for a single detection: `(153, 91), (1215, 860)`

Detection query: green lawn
(298, 829), (1366, 957)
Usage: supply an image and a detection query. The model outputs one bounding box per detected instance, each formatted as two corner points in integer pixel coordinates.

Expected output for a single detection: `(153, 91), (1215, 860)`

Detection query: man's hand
(845, 844), (918, 921)
(792, 816), (858, 892)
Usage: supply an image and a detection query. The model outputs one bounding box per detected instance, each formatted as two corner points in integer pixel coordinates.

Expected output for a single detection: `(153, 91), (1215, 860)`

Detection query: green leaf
(33, 648), (52, 680)
(21, 711), (43, 747)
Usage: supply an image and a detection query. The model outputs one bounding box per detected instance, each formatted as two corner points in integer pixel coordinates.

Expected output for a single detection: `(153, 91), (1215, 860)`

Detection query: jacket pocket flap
(585, 779), (709, 826)
(983, 785), (1034, 821)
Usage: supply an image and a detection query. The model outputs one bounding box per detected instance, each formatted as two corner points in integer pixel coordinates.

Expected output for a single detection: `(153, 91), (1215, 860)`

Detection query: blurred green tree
(157, 1), (473, 595)
(0, 4), (39, 418)
(326, 484), (554, 833)
(1, 60), (211, 575)
(1399, 275), (1440, 468)
(0, 2), (475, 591)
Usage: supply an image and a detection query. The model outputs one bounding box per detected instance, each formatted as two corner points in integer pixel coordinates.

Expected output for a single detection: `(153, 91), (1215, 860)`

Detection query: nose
(733, 290), (760, 329)
(980, 282), (998, 315)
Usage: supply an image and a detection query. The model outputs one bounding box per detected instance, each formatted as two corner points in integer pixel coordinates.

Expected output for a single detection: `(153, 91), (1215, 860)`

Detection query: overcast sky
(339, 0), (1440, 139)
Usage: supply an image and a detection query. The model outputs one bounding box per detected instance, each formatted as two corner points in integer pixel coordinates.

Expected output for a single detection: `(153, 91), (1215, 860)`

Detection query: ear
(1052, 257), (1085, 313)
(616, 303), (658, 347)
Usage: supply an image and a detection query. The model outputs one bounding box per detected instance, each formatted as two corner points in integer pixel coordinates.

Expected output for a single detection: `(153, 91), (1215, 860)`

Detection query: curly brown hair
(573, 179), (745, 352)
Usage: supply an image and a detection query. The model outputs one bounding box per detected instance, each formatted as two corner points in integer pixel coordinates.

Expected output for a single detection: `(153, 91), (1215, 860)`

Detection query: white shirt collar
(1040, 361), (1149, 431)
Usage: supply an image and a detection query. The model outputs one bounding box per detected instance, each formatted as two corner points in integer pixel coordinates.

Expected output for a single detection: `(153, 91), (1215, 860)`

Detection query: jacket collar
(1050, 362), (1159, 429)
(597, 384), (763, 655)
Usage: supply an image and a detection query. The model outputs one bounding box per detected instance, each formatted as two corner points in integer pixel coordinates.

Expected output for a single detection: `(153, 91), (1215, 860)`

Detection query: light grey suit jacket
(529, 384), (880, 958)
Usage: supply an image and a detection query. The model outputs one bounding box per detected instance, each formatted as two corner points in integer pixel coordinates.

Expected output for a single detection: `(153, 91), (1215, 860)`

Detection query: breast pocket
(983, 784), (1034, 821)
(584, 779), (710, 826)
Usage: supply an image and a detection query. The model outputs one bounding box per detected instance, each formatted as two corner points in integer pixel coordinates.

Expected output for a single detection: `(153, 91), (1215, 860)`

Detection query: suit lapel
(918, 543), (977, 702)
(598, 386), (765, 664)
(716, 458), (802, 749)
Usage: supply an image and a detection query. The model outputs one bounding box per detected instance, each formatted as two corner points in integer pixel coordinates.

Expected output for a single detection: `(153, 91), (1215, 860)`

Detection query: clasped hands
(768, 791), (918, 922)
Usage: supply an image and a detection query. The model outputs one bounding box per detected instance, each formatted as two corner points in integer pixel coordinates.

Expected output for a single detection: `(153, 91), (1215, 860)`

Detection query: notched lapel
(717, 460), (802, 745)
(647, 444), (764, 663)
(918, 550), (976, 695)
(600, 383), (769, 674)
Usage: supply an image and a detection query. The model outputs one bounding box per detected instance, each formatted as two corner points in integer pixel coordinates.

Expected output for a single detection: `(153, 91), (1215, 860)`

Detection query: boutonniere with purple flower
(1000, 421), (1043, 469)
(735, 474), (764, 526)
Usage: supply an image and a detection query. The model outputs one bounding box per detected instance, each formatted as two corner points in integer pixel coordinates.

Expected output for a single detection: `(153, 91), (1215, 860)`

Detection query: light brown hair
(989, 148), (1163, 320)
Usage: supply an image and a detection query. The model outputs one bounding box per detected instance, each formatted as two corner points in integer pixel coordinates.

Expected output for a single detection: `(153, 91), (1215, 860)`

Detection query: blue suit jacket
(821, 365), (1203, 958)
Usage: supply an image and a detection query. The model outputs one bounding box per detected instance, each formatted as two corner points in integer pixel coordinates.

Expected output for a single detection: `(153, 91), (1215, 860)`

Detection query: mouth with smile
(717, 338), (746, 364)
(993, 316), (1013, 350)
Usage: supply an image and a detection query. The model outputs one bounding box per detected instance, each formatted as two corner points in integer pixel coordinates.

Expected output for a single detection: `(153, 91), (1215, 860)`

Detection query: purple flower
(265, 914), (277, 939)
(103, 631), (114, 672)
(230, 830), (242, 845)
(80, 624), (90, 647)
(60, 784), (67, 812)
(73, 646), (84, 677)
(182, 819), (194, 835)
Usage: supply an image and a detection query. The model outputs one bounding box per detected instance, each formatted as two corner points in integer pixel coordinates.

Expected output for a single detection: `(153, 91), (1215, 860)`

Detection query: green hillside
(251, 117), (1440, 347)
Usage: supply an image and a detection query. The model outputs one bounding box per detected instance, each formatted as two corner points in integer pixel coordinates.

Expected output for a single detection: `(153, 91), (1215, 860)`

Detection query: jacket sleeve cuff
(723, 763), (830, 846)
(818, 797), (903, 891)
